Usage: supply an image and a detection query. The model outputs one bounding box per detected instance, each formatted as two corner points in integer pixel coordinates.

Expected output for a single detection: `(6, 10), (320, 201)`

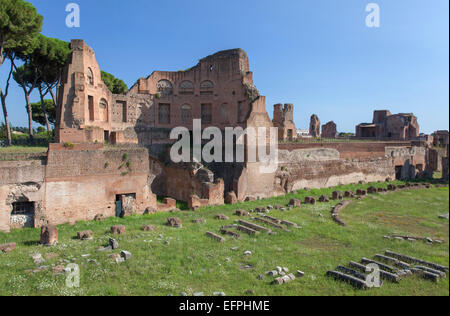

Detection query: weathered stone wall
(274, 148), (394, 192)
(153, 162), (224, 205)
(322, 121), (337, 138)
(44, 147), (156, 225)
(0, 161), (46, 233)
(0, 147), (157, 233)
(279, 141), (412, 159)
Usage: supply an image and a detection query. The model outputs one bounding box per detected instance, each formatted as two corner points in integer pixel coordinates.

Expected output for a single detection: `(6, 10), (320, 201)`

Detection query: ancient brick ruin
(0, 39), (447, 233)
(322, 121), (337, 139)
(272, 104), (297, 141)
(356, 110), (420, 140)
(309, 115), (321, 138)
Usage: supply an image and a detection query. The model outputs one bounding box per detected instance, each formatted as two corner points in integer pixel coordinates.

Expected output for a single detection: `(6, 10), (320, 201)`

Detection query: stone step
(336, 265), (368, 283)
(411, 268), (441, 282)
(326, 270), (369, 290)
(237, 225), (258, 236)
(349, 261), (400, 283)
(415, 266), (446, 279)
(361, 258), (398, 274)
(206, 232), (225, 243)
(374, 254), (410, 269)
(253, 217), (286, 230)
(220, 228), (241, 239)
(385, 250), (449, 273)
(238, 220), (271, 233)
(263, 215), (282, 224)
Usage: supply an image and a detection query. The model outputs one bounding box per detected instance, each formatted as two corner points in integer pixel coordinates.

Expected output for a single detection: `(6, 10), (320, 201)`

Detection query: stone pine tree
(0, 0), (43, 145)
(30, 99), (56, 127)
(12, 35), (66, 140)
(34, 37), (70, 132)
(13, 63), (38, 140)
(101, 71), (128, 94)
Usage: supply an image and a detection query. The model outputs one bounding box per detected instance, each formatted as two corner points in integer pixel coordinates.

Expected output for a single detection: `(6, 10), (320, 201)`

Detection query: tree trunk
(0, 91), (12, 146)
(39, 87), (51, 132)
(23, 88), (34, 141)
(0, 59), (14, 146)
(48, 86), (57, 109)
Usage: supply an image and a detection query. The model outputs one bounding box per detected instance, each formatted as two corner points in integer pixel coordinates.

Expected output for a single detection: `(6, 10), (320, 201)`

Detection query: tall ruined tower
(309, 114), (321, 138)
(273, 104), (297, 141)
(56, 40), (113, 143)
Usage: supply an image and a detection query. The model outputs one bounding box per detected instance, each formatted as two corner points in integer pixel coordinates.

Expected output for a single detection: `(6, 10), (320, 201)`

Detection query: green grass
(0, 182), (448, 296)
(0, 146), (48, 154)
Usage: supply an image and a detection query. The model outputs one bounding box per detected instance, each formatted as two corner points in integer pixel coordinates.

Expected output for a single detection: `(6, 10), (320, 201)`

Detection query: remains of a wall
(275, 148), (394, 192)
(0, 161), (46, 232)
(279, 141), (412, 159)
(322, 121), (337, 138)
(154, 162), (224, 205)
(385, 146), (427, 179)
(43, 147), (156, 226)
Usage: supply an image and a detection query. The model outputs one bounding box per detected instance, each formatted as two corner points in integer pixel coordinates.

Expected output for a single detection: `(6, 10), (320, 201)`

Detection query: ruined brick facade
(273, 104), (297, 141)
(309, 115), (321, 138)
(0, 145), (156, 233)
(356, 110), (420, 140)
(57, 40), (267, 152)
(322, 121), (337, 139)
(0, 39), (439, 233)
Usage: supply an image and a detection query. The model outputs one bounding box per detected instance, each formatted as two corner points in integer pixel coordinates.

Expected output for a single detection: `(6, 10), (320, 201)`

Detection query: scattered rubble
(77, 230), (94, 240)
(0, 242), (16, 253)
(167, 217), (182, 228)
(40, 225), (58, 246)
(111, 225), (126, 235)
(215, 214), (229, 220)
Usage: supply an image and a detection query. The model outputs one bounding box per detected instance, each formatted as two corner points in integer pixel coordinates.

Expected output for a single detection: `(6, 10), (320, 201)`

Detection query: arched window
(99, 98), (108, 109)
(181, 104), (192, 123)
(179, 81), (194, 95)
(157, 80), (173, 96)
(200, 80), (214, 95)
(87, 68), (94, 85)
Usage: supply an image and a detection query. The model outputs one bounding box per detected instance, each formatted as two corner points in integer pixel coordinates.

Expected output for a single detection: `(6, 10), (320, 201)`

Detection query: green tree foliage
(0, 0), (43, 145)
(0, 0), (43, 66)
(101, 71), (128, 94)
(29, 99), (55, 127)
(13, 35), (70, 137)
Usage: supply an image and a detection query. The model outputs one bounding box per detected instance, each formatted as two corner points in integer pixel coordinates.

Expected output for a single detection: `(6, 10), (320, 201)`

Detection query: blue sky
(1, 0), (448, 133)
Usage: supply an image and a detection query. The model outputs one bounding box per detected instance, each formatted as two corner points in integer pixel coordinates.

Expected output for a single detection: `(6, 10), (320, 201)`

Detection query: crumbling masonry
(0, 40), (442, 232)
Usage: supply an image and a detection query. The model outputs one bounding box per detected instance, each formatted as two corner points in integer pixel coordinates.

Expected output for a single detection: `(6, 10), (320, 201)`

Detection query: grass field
(0, 182), (448, 296)
(0, 146), (48, 154)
